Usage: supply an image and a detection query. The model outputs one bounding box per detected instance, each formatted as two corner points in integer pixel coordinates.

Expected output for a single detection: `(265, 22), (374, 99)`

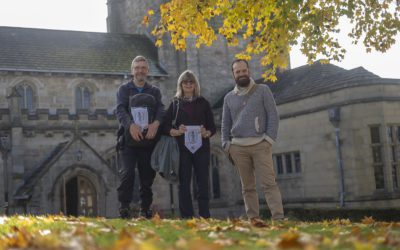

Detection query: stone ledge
(2, 108), (118, 121)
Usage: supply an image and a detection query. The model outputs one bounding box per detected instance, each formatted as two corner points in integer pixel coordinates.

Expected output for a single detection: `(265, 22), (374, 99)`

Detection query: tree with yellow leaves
(144, 0), (400, 81)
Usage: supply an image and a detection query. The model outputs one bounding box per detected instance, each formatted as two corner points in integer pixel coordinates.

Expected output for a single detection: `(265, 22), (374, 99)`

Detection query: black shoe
(119, 207), (131, 219)
(139, 209), (153, 219)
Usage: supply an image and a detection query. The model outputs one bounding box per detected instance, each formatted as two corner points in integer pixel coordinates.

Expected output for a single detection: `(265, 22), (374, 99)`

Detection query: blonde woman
(163, 70), (216, 218)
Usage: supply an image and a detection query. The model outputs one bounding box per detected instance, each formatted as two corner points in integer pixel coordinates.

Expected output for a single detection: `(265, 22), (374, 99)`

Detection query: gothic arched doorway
(65, 176), (97, 217)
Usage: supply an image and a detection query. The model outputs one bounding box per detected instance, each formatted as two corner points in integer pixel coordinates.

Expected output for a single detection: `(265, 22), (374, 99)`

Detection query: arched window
(76, 86), (91, 109)
(16, 84), (34, 111)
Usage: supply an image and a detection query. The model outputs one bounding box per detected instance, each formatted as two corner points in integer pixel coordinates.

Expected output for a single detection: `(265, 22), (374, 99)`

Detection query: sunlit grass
(0, 215), (399, 249)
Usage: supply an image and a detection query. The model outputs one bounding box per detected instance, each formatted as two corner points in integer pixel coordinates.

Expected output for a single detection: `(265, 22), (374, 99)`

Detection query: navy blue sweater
(116, 80), (165, 130)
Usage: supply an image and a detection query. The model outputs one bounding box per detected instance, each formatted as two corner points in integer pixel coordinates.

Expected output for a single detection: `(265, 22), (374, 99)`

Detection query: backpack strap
(172, 98), (180, 128)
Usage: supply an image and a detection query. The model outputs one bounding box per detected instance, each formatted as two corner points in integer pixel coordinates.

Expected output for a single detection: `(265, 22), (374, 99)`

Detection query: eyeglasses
(182, 80), (195, 85)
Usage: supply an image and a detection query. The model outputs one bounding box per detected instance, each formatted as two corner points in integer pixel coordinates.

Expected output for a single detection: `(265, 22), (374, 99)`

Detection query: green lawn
(0, 215), (399, 249)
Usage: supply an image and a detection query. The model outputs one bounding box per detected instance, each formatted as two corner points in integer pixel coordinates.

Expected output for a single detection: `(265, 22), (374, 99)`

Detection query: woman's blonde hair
(175, 70), (201, 98)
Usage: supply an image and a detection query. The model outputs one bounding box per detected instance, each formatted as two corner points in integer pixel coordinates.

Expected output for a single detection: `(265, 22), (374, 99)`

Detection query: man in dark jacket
(115, 55), (165, 219)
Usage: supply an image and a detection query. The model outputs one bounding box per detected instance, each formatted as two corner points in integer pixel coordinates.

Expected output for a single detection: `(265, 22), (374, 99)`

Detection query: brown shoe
(250, 218), (268, 228)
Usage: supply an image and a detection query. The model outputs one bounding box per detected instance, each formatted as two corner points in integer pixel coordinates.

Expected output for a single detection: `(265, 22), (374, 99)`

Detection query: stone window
(274, 151), (301, 176)
(370, 126), (385, 189)
(16, 84), (35, 111)
(285, 154), (293, 174)
(294, 152), (301, 173)
(387, 125), (400, 189)
(75, 86), (91, 109)
(276, 155), (284, 175)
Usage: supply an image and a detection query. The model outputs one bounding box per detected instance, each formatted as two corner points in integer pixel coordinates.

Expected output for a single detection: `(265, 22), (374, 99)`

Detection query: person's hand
(169, 129), (181, 137)
(145, 120), (160, 139)
(129, 124), (143, 141)
(178, 124), (187, 134)
(200, 125), (211, 138)
(170, 124), (186, 137)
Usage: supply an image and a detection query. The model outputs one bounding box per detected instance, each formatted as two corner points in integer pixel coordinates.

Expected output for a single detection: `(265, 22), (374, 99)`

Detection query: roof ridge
(0, 26), (148, 38)
(0, 27), (168, 75)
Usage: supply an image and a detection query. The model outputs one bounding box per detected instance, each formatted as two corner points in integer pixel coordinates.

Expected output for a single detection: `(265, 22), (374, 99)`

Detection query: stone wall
(275, 83), (400, 208)
(0, 70), (241, 217)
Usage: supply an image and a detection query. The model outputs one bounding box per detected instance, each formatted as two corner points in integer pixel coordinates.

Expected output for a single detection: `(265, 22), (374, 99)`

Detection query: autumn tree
(144, 0), (400, 80)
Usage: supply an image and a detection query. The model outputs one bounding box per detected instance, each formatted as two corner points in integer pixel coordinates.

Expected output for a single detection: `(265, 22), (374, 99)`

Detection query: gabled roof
(258, 62), (400, 104)
(15, 141), (70, 199)
(14, 136), (115, 199)
(0, 26), (167, 76)
(213, 62), (400, 108)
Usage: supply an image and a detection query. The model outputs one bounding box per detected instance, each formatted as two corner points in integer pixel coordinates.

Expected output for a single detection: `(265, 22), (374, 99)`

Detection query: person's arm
(154, 87), (165, 124)
(146, 87), (165, 139)
(262, 85), (279, 144)
(162, 101), (174, 135)
(221, 95), (232, 152)
(201, 99), (216, 138)
(116, 84), (143, 141)
(115, 84), (132, 130)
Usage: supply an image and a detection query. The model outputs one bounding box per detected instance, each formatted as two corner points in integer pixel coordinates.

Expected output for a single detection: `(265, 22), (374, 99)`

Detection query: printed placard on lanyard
(131, 107), (148, 132)
(184, 126), (202, 153)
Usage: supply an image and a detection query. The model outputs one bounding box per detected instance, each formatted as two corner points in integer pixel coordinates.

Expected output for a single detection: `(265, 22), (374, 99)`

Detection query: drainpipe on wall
(328, 107), (345, 207)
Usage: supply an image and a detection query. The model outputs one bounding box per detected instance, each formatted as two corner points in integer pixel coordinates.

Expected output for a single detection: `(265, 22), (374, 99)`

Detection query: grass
(0, 215), (400, 249)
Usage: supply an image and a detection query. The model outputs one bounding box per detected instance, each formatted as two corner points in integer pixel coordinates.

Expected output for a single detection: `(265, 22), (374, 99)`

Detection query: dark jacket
(116, 80), (165, 130)
(163, 96), (216, 152)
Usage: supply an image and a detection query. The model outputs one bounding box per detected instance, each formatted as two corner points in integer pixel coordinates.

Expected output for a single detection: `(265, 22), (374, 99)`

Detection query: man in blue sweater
(221, 59), (284, 225)
(116, 55), (165, 219)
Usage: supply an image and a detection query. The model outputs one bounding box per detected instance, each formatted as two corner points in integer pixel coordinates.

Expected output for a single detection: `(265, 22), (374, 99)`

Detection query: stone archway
(65, 175), (97, 217)
(51, 166), (107, 217)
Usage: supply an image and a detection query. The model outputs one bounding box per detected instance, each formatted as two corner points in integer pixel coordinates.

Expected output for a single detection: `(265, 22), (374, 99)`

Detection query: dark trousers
(117, 146), (156, 211)
(179, 149), (210, 218)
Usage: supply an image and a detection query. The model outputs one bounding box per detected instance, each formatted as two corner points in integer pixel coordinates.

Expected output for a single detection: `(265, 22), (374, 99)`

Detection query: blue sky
(1, 0), (399, 79)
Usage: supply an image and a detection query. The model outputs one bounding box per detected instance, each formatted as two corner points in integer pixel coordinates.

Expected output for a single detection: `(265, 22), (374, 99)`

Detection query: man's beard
(133, 74), (146, 82)
(235, 76), (251, 87)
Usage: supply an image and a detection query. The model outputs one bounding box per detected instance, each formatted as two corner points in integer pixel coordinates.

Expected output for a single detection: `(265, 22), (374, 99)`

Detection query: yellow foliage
(145, 0), (399, 80)
(155, 39), (163, 47)
(142, 16), (149, 26)
(147, 9), (154, 16)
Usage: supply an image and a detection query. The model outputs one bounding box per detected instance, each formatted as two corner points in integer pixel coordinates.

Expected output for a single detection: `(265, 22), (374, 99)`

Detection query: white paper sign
(131, 107), (148, 131)
(184, 126), (202, 153)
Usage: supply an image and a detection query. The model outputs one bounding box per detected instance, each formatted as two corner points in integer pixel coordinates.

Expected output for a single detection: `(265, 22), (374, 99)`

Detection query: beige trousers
(230, 140), (284, 220)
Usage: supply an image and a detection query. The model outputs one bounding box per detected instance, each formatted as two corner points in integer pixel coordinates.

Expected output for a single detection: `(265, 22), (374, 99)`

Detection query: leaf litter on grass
(0, 215), (399, 250)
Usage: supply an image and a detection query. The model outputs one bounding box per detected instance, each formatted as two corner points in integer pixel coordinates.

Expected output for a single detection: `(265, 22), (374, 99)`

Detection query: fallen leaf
(175, 237), (188, 248)
(0, 217), (7, 225)
(256, 239), (271, 247)
(214, 238), (235, 246)
(361, 216), (375, 225)
(152, 213), (162, 225)
(277, 231), (304, 249)
(186, 218), (197, 228)
(353, 241), (374, 250)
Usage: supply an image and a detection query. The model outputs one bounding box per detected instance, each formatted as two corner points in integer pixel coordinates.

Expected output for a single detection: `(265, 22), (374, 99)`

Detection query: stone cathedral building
(1, 0), (399, 217)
